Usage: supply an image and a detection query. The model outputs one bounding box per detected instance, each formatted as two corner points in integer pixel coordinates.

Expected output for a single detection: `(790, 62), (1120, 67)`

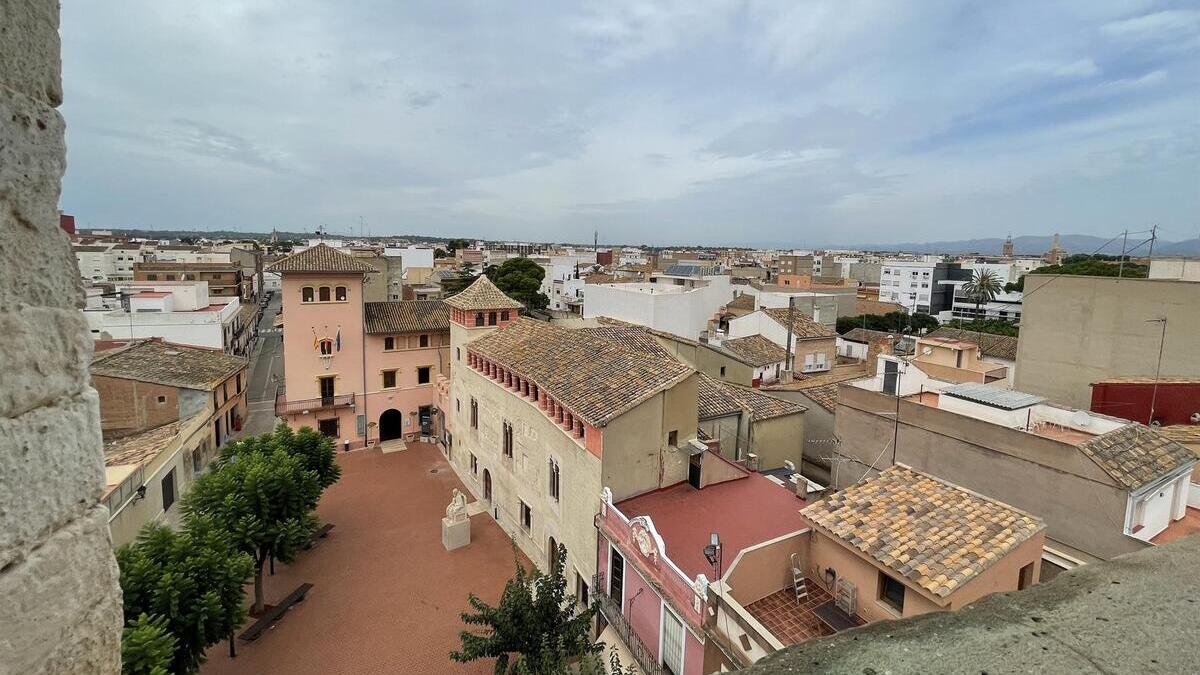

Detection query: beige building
(697, 374), (806, 470)
(835, 369), (1197, 574)
(1015, 275), (1200, 408)
(445, 276), (699, 599)
(910, 336), (1008, 385)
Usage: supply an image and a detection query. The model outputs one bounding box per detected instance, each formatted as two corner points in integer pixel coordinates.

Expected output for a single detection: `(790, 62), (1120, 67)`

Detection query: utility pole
(1147, 317), (1167, 426)
(1147, 224), (1157, 258)
(1118, 229), (1129, 278)
(784, 295), (796, 373)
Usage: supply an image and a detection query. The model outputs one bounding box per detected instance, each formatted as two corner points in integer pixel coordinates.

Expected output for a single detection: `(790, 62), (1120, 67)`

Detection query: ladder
(791, 553), (808, 604)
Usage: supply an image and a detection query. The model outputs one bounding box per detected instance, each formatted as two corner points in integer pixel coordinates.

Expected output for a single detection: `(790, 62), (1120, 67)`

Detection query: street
(241, 291), (285, 438)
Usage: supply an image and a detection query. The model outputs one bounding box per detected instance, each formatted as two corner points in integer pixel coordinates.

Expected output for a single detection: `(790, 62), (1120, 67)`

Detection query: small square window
(668, 430), (678, 447)
(417, 366), (431, 385)
(500, 310), (510, 321)
(382, 370), (397, 388)
(384, 337), (394, 350)
(419, 334), (429, 348)
(879, 572), (905, 612)
(156, 395), (167, 405)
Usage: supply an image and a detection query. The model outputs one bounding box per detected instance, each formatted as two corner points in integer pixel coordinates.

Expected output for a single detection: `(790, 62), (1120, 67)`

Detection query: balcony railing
(275, 390), (355, 416)
(592, 574), (664, 675)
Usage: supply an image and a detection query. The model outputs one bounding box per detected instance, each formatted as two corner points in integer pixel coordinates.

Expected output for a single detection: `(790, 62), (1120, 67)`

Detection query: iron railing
(592, 574), (664, 675)
(275, 390), (355, 416)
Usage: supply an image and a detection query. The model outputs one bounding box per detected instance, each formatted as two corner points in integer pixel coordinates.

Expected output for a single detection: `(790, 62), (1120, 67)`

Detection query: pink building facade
(269, 245), (449, 447)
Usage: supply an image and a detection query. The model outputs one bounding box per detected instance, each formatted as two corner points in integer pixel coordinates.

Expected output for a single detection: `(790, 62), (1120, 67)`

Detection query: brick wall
(93, 375), (180, 439)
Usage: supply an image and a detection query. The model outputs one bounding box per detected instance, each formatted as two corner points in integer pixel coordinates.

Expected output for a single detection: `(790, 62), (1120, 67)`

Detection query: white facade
(85, 283), (241, 351)
(73, 244), (146, 282)
(583, 275), (733, 340)
(879, 261), (937, 312)
(263, 271), (282, 291)
(742, 288), (838, 328)
(384, 245), (435, 273)
(153, 249), (231, 264)
(549, 277), (586, 312)
(726, 310), (831, 373)
(1149, 258), (1200, 281)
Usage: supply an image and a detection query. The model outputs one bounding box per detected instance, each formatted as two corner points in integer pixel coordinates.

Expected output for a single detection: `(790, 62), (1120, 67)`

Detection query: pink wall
(280, 272), (366, 402)
(362, 331), (449, 443)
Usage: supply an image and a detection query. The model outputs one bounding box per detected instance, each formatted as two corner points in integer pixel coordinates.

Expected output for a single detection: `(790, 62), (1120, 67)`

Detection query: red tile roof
(617, 471), (808, 580)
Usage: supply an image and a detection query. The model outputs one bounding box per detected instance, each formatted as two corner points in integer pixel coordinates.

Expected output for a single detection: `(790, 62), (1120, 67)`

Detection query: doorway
(319, 376), (336, 405)
(688, 453), (702, 489)
(483, 469), (492, 502)
(379, 409), (403, 442)
(547, 536), (559, 572)
(318, 418), (338, 438)
(418, 405), (432, 437)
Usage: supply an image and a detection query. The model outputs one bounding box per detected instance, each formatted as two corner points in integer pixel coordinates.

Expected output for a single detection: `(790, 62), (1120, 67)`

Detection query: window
(668, 430), (678, 447)
(318, 286), (331, 302)
(417, 366), (431, 385)
(500, 310), (510, 321)
(660, 606), (685, 675)
(520, 501), (532, 532)
(419, 334), (429, 348)
(302, 286), (314, 302)
(319, 338), (334, 355)
(719, 366), (726, 377)
(384, 336), (394, 350)
(456, 398), (461, 412)
(161, 469), (176, 512)
(335, 286), (347, 301)
(879, 572), (905, 612)
(382, 370), (397, 388)
(576, 573), (590, 608)
(470, 398), (478, 428)
(166, 274), (176, 280)
(146, 274), (157, 281)
(456, 347), (461, 361)
(236, 373), (242, 394)
(156, 395), (167, 405)
(548, 458), (560, 502)
(816, 352), (827, 369)
(470, 453), (478, 475)
(488, 311), (497, 326)
(502, 421), (514, 458)
(475, 312), (484, 327)
(1018, 562), (1035, 590)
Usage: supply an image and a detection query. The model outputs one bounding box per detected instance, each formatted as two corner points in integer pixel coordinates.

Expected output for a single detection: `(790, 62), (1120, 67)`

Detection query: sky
(61, 1), (1199, 247)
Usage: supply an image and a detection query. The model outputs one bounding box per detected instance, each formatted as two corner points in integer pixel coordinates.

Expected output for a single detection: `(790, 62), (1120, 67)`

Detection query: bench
(238, 582), (314, 642)
(812, 600), (858, 633)
(303, 523), (335, 550)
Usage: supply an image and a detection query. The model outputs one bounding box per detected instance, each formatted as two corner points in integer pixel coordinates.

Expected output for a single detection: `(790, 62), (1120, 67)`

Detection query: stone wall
(0, 1), (124, 671)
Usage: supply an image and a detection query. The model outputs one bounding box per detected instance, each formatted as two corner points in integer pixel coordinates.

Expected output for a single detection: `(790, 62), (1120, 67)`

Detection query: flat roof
(617, 471), (808, 580)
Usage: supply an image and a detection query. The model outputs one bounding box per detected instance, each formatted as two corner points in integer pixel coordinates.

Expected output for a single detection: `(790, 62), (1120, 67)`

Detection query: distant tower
(1043, 233), (1065, 265)
(270, 227), (279, 245)
(1002, 233), (1013, 258)
(594, 229), (598, 252)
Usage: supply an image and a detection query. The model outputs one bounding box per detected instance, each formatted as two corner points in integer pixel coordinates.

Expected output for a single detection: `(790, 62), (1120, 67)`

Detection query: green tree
(434, 247), (448, 258)
(184, 448), (322, 614)
(836, 311), (937, 335)
(941, 318), (1019, 337)
(443, 271), (479, 296)
(960, 269), (1004, 319)
(446, 238), (471, 253)
(220, 424), (341, 490)
(485, 257), (550, 311)
(116, 521), (253, 674)
(121, 613), (176, 675)
(451, 545), (599, 674)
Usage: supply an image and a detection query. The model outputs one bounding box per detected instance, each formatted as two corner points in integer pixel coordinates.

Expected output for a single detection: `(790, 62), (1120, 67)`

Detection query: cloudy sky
(61, 1), (1198, 246)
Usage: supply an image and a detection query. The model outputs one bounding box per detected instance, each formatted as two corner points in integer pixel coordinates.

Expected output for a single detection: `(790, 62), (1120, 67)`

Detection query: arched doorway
(379, 409), (403, 442)
(482, 469), (492, 502)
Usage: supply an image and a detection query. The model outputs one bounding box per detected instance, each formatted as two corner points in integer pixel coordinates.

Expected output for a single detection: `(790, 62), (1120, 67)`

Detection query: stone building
(1, 0), (123, 668)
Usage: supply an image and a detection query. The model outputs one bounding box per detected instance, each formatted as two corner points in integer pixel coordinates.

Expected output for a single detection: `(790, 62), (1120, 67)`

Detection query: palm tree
(961, 269), (1004, 320)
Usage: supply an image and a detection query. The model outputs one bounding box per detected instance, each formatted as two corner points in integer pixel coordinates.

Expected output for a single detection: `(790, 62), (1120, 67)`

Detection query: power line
(1019, 229), (1154, 301)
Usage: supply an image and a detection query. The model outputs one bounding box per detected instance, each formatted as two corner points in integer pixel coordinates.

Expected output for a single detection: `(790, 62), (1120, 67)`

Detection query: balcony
(275, 390), (355, 416)
(592, 574), (664, 675)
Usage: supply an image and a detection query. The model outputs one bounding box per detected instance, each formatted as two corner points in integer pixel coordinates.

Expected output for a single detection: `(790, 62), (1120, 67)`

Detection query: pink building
(269, 244), (450, 447)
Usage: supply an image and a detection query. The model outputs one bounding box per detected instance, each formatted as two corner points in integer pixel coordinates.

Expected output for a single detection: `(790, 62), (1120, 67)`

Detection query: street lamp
(703, 532), (723, 581)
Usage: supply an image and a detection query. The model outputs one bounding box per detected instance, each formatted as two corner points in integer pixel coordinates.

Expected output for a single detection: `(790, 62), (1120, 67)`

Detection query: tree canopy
(485, 257), (550, 311)
(1009, 255), (1148, 291)
(220, 423), (341, 490)
(836, 311), (938, 335)
(961, 269), (1004, 309)
(452, 545), (598, 674)
(116, 520), (253, 674)
(940, 318), (1019, 337)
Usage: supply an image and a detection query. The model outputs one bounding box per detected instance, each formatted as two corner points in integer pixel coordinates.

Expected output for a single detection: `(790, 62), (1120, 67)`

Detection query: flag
(312, 330), (318, 350)
(335, 328), (341, 352)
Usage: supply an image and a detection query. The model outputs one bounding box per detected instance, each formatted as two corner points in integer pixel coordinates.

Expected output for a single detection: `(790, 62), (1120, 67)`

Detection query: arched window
(301, 287), (314, 302)
(318, 287), (331, 302)
(335, 286), (347, 301)
(319, 338), (333, 355)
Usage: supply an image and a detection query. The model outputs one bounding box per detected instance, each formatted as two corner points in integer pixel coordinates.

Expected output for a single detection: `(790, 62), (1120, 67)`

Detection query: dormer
(445, 275), (523, 329)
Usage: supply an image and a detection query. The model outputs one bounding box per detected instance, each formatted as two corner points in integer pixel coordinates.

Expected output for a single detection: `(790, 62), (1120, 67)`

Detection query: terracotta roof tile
(265, 243), (378, 274)
(581, 326), (676, 360)
(468, 318), (692, 427)
(104, 421), (183, 468)
(802, 465), (1044, 599)
(696, 374), (806, 421)
(91, 340), (247, 390)
(926, 328), (1019, 361)
(444, 275), (524, 311)
(763, 308), (836, 339)
(723, 334), (789, 367)
(1078, 424), (1197, 490)
(727, 293), (757, 310)
(364, 301), (450, 334)
(797, 383), (840, 413)
(1159, 425), (1200, 445)
(696, 374), (745, 419)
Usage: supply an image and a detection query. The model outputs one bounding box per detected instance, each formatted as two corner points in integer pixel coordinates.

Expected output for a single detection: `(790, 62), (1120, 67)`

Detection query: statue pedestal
(442, 516), (470, 551)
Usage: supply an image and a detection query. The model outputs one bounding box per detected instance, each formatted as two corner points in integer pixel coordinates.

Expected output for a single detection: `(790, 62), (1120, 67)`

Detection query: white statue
(446, 488), (468, 523)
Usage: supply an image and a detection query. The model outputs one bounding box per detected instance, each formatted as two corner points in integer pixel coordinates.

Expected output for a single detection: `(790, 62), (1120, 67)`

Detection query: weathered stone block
(0, 391), (105, 569)
(0, 0), (62, 105)
(0, 506), (122, 675)
(0, 87), (79, 311)
(0, 306), (91, 418)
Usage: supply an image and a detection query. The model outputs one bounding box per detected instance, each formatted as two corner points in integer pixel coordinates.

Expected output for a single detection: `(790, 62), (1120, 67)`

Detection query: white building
(73, 243), (148, 282)
(725, 308), (837, 373)
(84, 281), (244, 352)
(583, 271), (733, 340)
(1149, 258), (1200, 281)
(383, 245), (436, 273)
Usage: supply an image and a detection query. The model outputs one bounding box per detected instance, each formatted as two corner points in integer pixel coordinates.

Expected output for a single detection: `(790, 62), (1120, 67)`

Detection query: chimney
(795, 474), (808, 500)
(865, 335), (894, 376)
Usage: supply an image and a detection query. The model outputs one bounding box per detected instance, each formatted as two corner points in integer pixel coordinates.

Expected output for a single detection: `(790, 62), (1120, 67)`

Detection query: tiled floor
(201, 443), (528, 675)
(744, 586), (838, 645)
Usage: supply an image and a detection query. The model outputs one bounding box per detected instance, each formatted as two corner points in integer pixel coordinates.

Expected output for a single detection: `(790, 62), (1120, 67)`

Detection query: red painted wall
(1090, 382), (1200, 426)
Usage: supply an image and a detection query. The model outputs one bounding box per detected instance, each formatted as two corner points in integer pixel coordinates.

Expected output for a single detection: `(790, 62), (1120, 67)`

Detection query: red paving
(744, 586), (837, 645)
(1152, 506), (1200, 545)
(201, 443), (526, 675)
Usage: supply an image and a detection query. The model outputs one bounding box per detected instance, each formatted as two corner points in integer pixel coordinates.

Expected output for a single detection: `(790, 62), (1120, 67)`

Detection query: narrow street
(241, 292), (284, 438)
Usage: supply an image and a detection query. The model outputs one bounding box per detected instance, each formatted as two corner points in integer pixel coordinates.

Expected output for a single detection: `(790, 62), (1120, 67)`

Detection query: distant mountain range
(843, 234), (1200, 257)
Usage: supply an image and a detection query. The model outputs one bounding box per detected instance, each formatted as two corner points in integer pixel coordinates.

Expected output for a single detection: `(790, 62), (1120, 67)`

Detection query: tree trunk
(254, 562), (265, 615)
